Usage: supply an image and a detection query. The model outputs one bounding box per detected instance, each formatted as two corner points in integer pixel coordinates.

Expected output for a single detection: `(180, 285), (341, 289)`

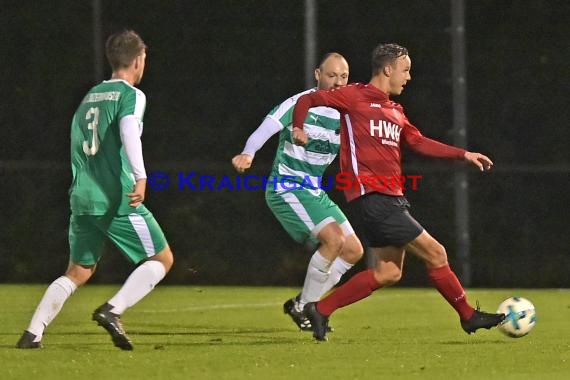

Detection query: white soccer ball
(497, 296), (536, 338)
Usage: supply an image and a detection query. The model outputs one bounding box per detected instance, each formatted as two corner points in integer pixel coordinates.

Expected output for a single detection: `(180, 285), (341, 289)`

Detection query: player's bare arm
(127, 179), (146, 207)
(231, 154), (253, 173)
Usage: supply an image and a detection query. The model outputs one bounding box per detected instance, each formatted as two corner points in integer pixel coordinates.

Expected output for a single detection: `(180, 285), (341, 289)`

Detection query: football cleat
(16, 330), (42, 349)
(283, 296), (312, 331)
(92, 303), (133, 350)
(461, 303), (506, 334)
(283, 296), (334, 332)
(303, 302), (329, 341)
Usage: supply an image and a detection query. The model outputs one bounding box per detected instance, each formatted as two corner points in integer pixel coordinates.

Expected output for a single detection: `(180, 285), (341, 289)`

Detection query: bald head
(315, 53), (349, 90)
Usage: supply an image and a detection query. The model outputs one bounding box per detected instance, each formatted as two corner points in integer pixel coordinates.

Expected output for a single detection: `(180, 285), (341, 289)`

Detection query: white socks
(26, 276), (77, 341)
(299, 251), (332, 308)
(108, 260), (166, 315)
(299, 255), (354, 309)
(23, 261), (166, 342)
(322, 256), (354, 293)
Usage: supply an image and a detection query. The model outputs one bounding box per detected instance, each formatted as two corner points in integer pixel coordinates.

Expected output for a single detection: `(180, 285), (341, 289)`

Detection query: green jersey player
(17, 30), (174, 350)
(232, 53), (363, 331)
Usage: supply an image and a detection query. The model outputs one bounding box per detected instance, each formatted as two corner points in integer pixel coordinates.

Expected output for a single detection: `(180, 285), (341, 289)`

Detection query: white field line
(136, 292), (429, 314)
(138, 302), (282, 314)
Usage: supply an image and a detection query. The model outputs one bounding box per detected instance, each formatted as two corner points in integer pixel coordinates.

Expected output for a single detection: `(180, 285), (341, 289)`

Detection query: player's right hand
(127, 179), (146, 208)
(292, 127), (308, 146)
(232, 154), (253, 173)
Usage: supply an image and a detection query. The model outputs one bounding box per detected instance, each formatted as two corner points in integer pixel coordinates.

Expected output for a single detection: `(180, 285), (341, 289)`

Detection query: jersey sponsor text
(83, 91), (121, 103)
(369, 119), (401, 144)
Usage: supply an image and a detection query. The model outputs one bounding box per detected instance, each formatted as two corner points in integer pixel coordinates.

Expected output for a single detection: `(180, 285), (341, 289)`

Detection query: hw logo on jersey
(369, 120), (401, 147)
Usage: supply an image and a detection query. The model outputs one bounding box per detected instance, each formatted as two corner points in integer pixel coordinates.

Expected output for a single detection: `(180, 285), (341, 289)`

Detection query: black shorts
(349, 192), (424, 248)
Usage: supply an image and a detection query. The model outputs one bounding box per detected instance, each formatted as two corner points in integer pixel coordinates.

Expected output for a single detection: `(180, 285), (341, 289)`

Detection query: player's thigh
(105, 206), (168, 264)
(265, 189), (348, 244)
(69, 214), (106, 266)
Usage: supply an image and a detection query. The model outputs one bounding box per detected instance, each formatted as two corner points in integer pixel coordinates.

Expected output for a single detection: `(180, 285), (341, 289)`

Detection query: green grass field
(1, 285), (569, 379)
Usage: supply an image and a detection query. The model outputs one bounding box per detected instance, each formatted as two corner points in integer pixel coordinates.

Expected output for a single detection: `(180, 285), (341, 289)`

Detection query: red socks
(428, 265), (474, 320)
(317, 269), (380, 317)
(316, 265), (474, 320)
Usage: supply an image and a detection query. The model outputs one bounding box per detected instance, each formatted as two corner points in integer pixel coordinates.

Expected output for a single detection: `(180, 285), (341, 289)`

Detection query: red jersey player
(291, 43), (505, 341)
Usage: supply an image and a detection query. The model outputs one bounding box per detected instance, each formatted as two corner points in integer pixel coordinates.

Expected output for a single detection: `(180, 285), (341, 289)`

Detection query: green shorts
(265, 188), (353, 244)
(69, 205), (168, 266)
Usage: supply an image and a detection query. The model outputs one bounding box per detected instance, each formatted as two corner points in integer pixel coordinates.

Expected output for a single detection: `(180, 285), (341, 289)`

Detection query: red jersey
(292, 83), (466, 201)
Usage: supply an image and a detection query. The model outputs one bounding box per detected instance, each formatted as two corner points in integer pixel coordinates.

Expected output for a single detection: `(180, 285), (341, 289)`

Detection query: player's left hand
(464, 151), (493, 171)
(292, 127), (308, 146)
(128, 179), (146, 207)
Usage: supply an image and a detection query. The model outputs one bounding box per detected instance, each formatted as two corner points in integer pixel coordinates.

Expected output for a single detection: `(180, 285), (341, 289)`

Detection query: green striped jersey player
(17, 30), (173, 351)
(232, 53), (363, 333)
(263, 88), (341, 194)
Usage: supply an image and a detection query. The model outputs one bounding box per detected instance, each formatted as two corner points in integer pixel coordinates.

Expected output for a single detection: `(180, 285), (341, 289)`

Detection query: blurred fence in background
(0, 0), (568, 286)
(1, 159), (567, 287)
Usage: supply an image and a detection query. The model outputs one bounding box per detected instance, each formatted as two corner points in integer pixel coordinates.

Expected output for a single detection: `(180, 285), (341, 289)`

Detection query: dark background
(0, 0), (568, 287)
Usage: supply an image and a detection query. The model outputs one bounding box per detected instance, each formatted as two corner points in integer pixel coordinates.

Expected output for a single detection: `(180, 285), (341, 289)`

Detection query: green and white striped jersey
(266, 89), (340, 193)
(69, 79), (146, 215)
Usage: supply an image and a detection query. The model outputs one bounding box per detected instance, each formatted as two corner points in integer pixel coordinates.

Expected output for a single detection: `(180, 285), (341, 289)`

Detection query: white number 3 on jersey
(83, 107), (100, 156)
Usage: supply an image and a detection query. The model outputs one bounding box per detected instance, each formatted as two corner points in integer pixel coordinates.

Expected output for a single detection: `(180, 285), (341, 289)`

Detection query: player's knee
(321, 233), (346, 254)
(426, 242), (448, 267)
(155, 246), (174, 272)
(65, 264), (95, 286)
(66, 275), (89, 287)
(164, 252), (174, 272)
(340, 237), (364, 264)
(164, 254), (174, 272)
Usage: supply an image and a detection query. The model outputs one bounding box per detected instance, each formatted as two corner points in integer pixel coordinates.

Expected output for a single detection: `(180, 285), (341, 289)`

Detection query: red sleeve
(292, 92), (325, 130)
(402, 119), (466, 160)
(292, 86), (353, 130)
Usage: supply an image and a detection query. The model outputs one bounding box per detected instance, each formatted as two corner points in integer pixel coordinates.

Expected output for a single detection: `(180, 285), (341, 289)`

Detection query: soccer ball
(497, 296), (536, 338)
